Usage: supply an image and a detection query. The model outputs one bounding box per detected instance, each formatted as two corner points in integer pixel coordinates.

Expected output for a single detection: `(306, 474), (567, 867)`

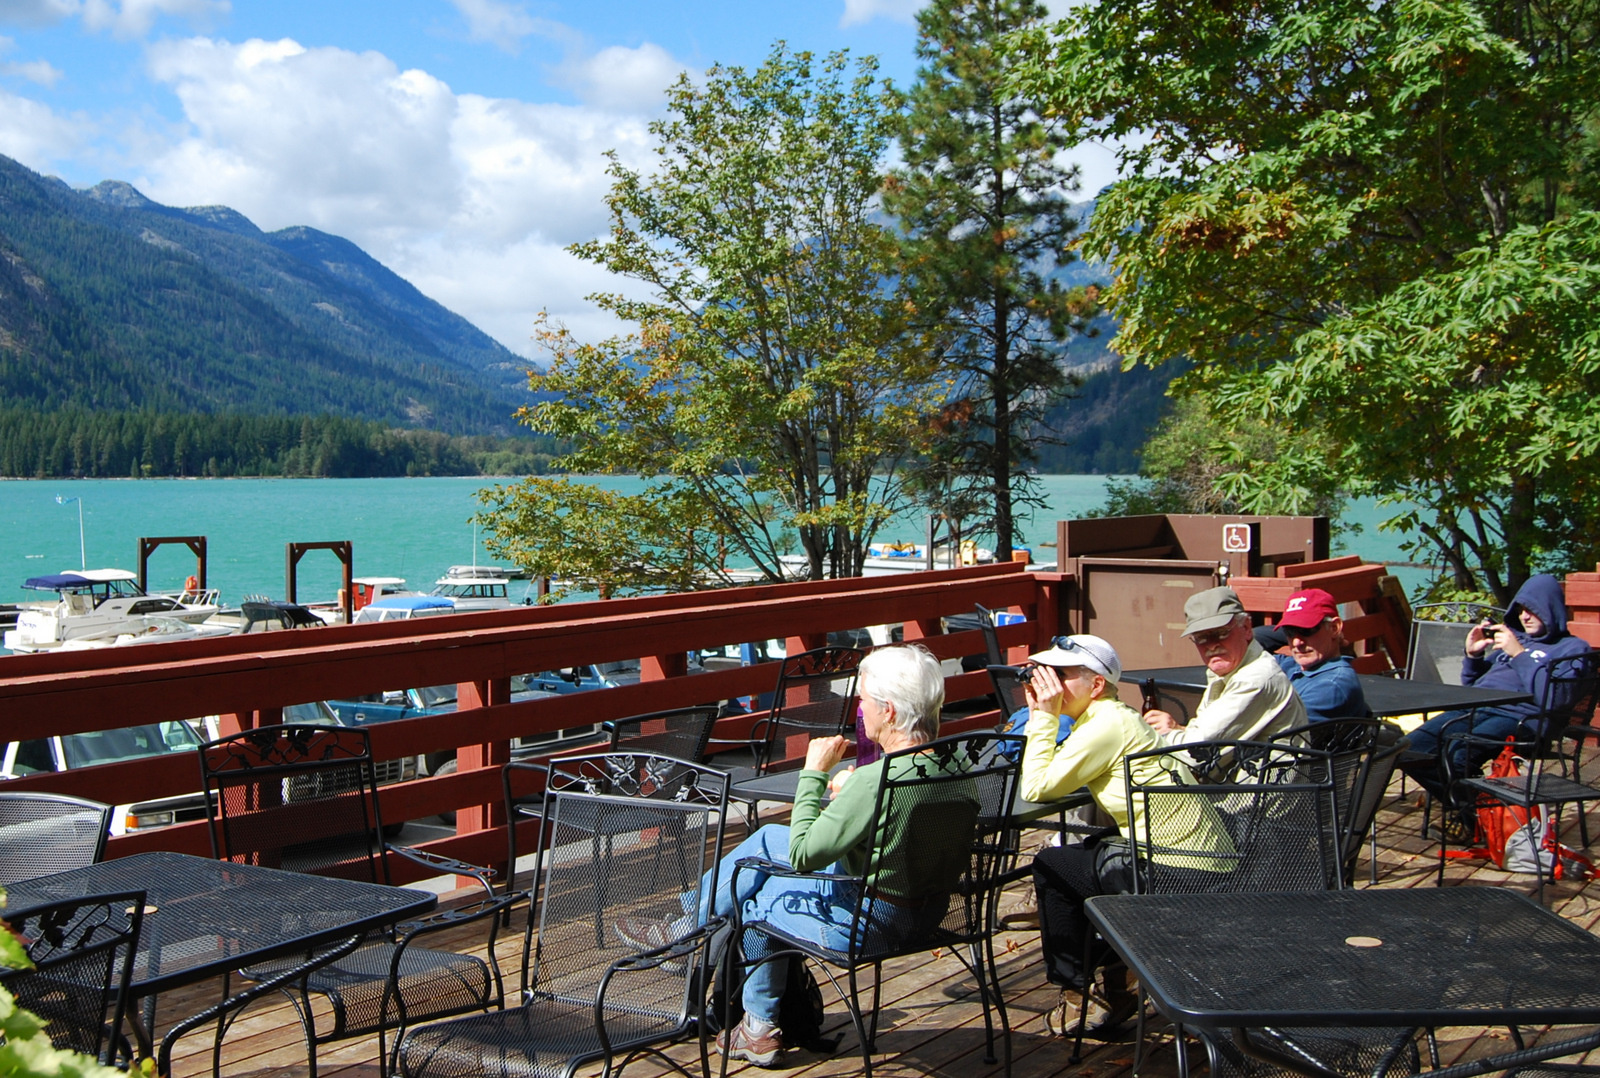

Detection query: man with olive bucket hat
(1143, 585), (1303, 748)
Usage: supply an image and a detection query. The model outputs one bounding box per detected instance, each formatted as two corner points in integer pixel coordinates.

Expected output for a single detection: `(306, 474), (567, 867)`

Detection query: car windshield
(414, 685), (458, 708)
(282, 701), (340, 725)
(596, 660), (640, 679)
(58, 721), (204, 769)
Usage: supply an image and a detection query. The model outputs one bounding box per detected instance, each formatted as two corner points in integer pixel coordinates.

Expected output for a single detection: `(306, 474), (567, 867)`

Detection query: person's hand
(1498, 631), (1525, 659)
(827, 766), (855, 796)
(805, 735), (850, 774)
(1467, 623), (1498, 657)
(1144, 709), (1183, 734)
(1023, 664), (1064, 717)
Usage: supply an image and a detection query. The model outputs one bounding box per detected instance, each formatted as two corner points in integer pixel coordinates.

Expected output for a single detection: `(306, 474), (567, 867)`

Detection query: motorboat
(4, 569), (224, 654)
(55, 615), (235, 651)
(429, 565), (515, 612)
(353, 595), (457, 624)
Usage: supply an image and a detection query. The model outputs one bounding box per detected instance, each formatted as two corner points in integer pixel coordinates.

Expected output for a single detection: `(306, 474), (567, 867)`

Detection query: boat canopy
(370, 595), (455, 611)
(23, 573), (96, 590)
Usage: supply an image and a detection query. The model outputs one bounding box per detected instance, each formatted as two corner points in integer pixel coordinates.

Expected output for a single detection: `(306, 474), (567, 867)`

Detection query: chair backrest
(974, 604), (1006, 666)
(524, 754), (729, 1040)
(984, 664), (1030, 721)
(848, 733), (1019, 954)
(199, 723), (386, 879)
(0, 792), (113, 883)
(1125, 741), (1342, 894)
(1407, 602), (1503, 683)
(1271, 718), (1400, 882)
(1530, 649), (1600, 744)
(0, 889), (144, 1064)
(754, 647), (863, 773)
(605, 706), (719, 763)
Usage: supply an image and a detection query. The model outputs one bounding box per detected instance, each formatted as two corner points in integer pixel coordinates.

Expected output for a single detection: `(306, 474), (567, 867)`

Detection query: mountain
(0, 154), (529, 434)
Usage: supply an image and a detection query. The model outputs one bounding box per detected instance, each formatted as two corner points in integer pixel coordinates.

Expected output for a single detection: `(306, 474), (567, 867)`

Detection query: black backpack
(705, 924), (836, 1053)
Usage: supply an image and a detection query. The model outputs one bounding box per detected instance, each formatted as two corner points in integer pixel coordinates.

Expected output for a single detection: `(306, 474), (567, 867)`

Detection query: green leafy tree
(889, 0), (1093, 559)
(479, 46), (945, 592)
(1009, 0), (1600, 601)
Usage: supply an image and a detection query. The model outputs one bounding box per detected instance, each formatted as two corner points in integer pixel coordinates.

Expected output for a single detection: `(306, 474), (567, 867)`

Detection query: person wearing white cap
(1019, 634), (1230, 1039)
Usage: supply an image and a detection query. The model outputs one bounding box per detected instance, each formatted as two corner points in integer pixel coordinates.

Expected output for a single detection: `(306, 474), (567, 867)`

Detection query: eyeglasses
(1284, 619), (1331, 640)
(1189, 624), (1237, 648)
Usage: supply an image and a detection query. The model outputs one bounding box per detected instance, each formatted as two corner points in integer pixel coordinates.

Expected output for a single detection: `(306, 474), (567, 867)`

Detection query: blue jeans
(687, 825), (939, 1024)
(1402, 707), (1532, 798)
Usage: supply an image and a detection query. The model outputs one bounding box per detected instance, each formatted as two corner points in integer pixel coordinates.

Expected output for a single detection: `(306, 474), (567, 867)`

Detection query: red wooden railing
(0, 563), (1066, 882)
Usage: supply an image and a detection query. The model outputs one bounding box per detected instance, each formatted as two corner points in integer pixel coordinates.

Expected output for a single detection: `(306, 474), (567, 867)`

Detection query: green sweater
(788, 751), (980, 898)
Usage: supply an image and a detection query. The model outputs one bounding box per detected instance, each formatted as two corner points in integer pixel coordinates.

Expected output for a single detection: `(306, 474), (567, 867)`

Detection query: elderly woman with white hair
(613, 643), (977, 1068)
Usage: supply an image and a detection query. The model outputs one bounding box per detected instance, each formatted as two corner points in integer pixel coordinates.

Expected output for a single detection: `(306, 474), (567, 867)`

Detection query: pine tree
(888, 0), (1095, 558)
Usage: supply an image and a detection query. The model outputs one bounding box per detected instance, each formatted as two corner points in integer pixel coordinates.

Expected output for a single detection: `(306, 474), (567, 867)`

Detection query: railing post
(456, 677), (512, 838)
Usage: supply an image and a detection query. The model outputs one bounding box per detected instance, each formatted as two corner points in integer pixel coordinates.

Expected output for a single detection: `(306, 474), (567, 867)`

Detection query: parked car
(0, 720), (210, 834)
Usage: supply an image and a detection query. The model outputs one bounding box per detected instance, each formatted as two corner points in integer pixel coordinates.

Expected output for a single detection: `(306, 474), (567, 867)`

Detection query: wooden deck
(150, 758), (1600, 1078)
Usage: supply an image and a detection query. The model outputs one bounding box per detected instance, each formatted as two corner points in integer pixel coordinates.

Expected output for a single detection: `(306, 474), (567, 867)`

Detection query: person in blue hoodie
(1400, 574), (1590, 807)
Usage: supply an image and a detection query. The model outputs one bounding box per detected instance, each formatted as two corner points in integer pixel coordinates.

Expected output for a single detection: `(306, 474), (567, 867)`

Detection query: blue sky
(0, 0), (1106, 354)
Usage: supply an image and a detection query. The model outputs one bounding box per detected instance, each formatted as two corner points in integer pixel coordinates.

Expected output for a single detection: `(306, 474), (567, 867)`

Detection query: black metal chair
(0, 791), (113, 883)
(0, 889), (144, 1066)
(727, 647), (862, 830)
(1439, 651), (1600, 900)
(732, 732), (1020, 1078)
(1272, 718), (1408, 885)
(400, 754), (731, 1078)
(1106, 741), (1419, 1078)
(1405, 602), (1504, 683)
(201, 724), (516, 1077)
(604, 705), (719, 764)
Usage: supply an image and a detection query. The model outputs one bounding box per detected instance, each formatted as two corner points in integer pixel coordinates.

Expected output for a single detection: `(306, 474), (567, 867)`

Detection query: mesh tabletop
(1, 850), (436, 996)
(1123, 667), (1535, 717)
(1086, 888), (1600, 1029)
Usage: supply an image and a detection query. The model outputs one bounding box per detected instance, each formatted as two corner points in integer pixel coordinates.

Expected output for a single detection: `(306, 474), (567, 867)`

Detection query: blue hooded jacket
(1461, 574), (1590, 721)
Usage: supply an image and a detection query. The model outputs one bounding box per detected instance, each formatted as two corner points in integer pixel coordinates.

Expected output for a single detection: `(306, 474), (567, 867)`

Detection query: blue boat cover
(22, 573), (93, 590)
(368, 595), (455, 610)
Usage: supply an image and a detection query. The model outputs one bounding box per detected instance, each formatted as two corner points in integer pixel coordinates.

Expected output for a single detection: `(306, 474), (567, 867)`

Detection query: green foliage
(491, 46), (945, 589)
(889, 0), (1096, 556)
(1008, 0), (1600, 601)
(0, 409), (560, 478)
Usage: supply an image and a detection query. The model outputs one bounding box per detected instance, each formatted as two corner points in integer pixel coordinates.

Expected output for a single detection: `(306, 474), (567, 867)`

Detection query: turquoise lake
(0, 475), (1421, 607)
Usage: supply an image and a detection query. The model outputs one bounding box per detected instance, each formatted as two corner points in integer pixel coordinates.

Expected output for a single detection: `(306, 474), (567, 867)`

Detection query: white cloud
(1, 56), (61, 83)
(840, 0), (922, 27)
(0, 0), (78, 27)
(0, 0), (226, 37)
(133, 36), (667, 355)
(557, 42), (685, 113)
(445, 0), (573, 53)
(0, 86), (92, 166)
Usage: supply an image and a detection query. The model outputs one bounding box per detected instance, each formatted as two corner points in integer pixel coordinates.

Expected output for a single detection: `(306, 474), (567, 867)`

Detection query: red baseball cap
(1279, 588), (1338, 632)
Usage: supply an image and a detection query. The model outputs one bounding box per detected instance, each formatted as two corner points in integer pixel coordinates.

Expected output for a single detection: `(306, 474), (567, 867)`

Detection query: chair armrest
(593, 917), (726, 1056)
(395, 891), (525, 941)
(386, 843), (498, 897)
(731, 855), (861, 888)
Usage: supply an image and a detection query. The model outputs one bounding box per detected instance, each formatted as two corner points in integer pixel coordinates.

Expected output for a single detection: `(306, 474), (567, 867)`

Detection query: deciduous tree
(478, 46), (944, 596)
(1010, 0), (1600, 600)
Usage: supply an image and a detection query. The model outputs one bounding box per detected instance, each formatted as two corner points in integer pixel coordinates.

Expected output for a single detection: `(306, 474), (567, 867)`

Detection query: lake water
(0, 475), (1421, 607)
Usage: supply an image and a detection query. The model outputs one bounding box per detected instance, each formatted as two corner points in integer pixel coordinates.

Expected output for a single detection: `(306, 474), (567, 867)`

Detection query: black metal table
(1087, 888), (1600, 1078)
(3, 849), (436, 1074)
(1124, 666), (1534, 718)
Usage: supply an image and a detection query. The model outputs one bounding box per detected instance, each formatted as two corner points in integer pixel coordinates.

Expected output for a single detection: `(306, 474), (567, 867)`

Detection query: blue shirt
(1273, 653), (1369, 723)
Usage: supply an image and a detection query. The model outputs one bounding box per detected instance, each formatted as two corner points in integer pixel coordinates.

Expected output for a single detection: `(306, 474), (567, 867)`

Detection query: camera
(1018, 664), (1038, 684)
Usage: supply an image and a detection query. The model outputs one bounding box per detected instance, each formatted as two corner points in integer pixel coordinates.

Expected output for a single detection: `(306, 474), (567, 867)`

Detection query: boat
(429, 565), (516, 612)
(3, 570), (224, 654)
(352, 595), (458, 624)
(55, 615), (235, 650)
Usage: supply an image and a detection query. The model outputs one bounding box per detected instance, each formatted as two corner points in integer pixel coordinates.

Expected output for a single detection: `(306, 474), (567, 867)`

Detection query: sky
(0, 0), (1115, 358)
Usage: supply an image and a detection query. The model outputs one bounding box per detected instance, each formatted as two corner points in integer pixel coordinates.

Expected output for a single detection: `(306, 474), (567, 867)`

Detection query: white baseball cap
(1028, 634), (1122, 683)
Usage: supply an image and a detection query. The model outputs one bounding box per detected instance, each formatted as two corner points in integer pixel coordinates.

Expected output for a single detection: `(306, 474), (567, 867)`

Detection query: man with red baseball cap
(1272, 587), (1368, 723)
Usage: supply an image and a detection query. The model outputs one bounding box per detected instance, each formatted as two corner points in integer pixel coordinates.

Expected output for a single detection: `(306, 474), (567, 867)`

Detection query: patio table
(3, 849), (436, 1075)
(1086, 887), (1600, 1078)
(1123, 666), (1534, 718)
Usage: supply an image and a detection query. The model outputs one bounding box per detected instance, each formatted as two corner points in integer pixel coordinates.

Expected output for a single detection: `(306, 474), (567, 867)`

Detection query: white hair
(859, 643), (944, 744)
